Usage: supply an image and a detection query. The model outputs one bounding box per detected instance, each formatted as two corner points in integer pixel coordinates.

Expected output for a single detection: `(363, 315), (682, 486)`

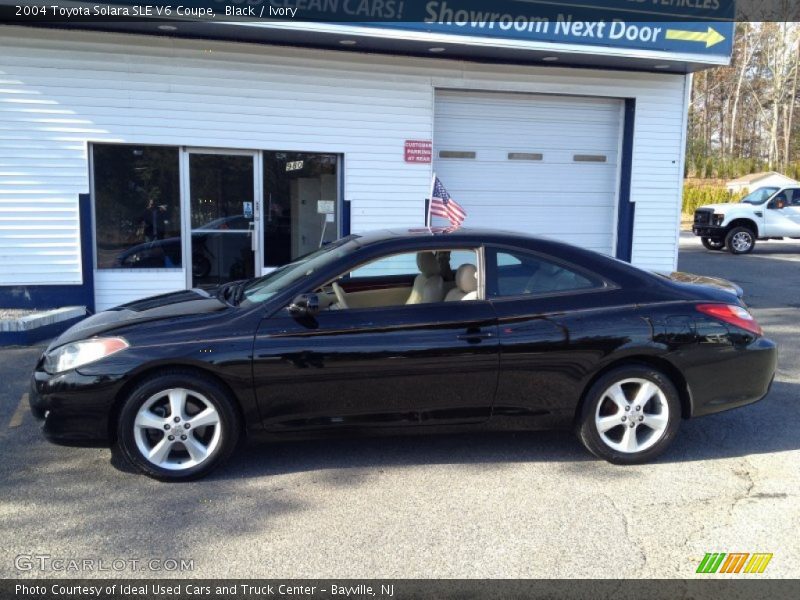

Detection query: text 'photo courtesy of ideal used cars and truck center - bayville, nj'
(0, 0), (799, 598)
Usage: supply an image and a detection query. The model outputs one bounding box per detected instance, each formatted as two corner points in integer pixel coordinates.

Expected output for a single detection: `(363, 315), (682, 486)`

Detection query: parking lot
(1, 233), (798, 579)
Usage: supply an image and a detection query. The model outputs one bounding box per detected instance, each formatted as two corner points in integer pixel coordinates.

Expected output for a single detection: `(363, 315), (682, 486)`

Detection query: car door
(786, 189), (800, 236)
(252, 248), (499, 431)
(764, 188), (800, 237)
(485, 246), (652, 426)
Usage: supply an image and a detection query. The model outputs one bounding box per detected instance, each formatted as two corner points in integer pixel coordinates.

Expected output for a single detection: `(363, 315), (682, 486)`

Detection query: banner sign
(1, 0), (737, 60)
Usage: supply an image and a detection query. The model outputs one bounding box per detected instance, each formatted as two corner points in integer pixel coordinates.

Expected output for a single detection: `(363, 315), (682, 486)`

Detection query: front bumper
(692, 225), (726, 238)
(30, 364), (125, 445)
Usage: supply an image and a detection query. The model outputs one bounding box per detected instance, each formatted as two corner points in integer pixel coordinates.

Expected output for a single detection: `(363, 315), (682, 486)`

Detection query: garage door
(433, 90), (623, 255)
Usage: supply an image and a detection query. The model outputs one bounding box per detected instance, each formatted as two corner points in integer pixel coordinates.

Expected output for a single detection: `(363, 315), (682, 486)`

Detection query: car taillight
(696, 304), (763, 336)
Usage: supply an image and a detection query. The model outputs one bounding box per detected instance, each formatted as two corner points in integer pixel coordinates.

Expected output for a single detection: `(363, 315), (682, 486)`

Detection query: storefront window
(92, 144), (181, 269)
(263, 152), (339, 266)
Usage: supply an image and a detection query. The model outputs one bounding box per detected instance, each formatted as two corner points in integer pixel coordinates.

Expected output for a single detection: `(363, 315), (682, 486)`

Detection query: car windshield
(240, 236), (361, 305)
(741, 187), (779, 205)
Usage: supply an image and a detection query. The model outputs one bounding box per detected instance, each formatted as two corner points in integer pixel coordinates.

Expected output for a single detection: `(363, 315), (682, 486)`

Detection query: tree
(687, 22), (800, 179)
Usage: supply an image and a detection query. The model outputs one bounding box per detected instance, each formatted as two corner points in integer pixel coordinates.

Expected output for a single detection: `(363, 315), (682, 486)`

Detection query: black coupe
(31, 229), (777, 480)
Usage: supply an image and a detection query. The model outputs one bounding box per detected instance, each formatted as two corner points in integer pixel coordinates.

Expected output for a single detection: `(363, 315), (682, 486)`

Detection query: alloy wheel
(730, 231), (753, 253)
(133, 387), (222, 470)
(594, 378), (670, 454)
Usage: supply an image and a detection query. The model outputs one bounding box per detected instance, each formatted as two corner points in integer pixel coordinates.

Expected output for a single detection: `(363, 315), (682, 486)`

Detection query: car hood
(696, 202), (760, 215)
(48, 288), (229, 349)
(659, 271), (744, 301)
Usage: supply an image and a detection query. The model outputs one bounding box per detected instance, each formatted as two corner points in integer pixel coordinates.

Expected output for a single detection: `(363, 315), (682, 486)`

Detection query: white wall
(0, 26), (689, 309)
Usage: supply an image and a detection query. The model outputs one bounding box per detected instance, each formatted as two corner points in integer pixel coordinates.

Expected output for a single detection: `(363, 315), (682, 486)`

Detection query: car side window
(789, 189), (800, 206)
(487, 248), (601, 298)
(349, 253), (420, 278)
(318, 248), (481, 311)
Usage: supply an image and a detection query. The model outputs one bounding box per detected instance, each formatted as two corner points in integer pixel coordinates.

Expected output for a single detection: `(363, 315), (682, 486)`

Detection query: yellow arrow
(666, 26), (726, 48)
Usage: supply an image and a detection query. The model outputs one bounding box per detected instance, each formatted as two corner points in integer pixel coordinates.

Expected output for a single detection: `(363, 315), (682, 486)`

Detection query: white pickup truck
(692, 186), (800, 254)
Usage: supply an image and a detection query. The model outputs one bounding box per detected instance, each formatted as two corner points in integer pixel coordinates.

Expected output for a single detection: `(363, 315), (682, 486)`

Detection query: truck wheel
(701, 237), (725, 251)
(726, 227), (755, 254)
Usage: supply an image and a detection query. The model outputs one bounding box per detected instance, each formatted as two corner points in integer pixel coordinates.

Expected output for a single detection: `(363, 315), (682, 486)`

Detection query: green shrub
(682, 183), (746, 215)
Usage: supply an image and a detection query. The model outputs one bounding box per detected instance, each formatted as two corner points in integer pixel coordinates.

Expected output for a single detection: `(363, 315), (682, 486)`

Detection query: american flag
(429, 177), (467, 228)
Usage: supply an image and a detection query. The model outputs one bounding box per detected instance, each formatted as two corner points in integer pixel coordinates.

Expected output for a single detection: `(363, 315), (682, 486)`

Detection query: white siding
(94, 270), (185, 310)
(0, 26), (689, 309)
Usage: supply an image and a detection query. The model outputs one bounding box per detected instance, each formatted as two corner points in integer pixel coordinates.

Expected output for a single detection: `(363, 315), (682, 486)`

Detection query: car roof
(345, 227), (652, 287)
(353, 227), (553, 245)
(350, 227), (596, 257)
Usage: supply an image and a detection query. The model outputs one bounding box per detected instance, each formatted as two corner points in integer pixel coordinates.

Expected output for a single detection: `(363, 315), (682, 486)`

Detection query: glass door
(186, 151), (259, 288)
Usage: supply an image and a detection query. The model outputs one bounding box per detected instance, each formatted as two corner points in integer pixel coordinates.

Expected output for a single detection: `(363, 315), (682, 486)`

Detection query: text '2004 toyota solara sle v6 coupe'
(31, 229), (777, 480)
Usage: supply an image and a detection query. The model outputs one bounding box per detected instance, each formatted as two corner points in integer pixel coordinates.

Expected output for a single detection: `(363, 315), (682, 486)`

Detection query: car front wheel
(116, 371), (241, 481)
(726, 226), (756, 254)
(701, 237), (725, 251)
(577, 365), (681, 465)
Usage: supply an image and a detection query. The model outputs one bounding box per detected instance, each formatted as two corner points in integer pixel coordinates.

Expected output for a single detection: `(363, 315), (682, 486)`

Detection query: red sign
(404, 140), (432, 164)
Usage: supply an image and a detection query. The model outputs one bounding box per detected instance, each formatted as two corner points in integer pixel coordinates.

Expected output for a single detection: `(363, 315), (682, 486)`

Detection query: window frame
(484, 244), (617, 302)
(307, 245), (487, 314)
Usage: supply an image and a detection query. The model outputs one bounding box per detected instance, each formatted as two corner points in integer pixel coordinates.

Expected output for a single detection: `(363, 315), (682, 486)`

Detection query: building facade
(0, 18), (733, 311)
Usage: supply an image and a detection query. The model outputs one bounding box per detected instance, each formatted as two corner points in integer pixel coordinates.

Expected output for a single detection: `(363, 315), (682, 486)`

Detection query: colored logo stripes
(697, 553), (773, 574)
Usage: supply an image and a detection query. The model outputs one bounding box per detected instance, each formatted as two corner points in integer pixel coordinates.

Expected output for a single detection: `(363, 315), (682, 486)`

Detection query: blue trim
(342, 200), (352, 237)
(615, 99), (636, 263)
(0, 315), (85, 347)
(0, 193), (95, 312)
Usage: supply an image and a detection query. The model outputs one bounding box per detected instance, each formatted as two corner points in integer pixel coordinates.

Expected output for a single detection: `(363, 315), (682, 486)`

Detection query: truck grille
(694, 210), (713, 226)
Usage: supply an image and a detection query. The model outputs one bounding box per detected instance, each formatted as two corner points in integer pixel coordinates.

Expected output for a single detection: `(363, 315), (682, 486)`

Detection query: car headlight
(712, 214), (725, 226)
(44, 337), (129, 374)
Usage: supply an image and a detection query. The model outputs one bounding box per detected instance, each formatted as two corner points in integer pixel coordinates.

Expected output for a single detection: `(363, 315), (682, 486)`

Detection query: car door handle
(457, 332), (494, 342)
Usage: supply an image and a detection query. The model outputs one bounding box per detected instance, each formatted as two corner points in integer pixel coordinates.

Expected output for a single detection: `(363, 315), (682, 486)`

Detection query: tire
(701, 237), (725, 251)
(576, 365), (681, 465)
(725, 226), (756, 254)
(115, 370), (241, 481)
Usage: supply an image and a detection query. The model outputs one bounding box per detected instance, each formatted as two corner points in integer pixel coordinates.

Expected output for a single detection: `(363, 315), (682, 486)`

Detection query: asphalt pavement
(1, 232), (798, 579)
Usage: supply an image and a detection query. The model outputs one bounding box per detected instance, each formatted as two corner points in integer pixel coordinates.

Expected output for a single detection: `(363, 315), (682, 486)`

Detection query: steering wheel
(332, 281), (349, 309)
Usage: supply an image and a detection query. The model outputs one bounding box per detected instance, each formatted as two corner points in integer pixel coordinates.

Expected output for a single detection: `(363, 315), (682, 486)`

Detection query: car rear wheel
(701, 237), (725, 251)
(726, 226), (756, 254)
(577, 365), (681, 465)
(116, 371), (241, 481)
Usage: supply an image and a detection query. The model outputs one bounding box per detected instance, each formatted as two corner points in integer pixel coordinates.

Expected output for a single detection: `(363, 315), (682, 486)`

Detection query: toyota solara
(30, 229), (777, 480)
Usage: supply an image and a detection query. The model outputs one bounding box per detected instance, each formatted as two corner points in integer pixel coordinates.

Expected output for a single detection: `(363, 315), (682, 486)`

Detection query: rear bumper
(685, 336), (778, 418)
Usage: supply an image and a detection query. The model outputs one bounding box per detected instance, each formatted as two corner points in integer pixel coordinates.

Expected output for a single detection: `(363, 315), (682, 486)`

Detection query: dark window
(786, 189), (800, 206)
(188, 153), (256, 287)
(92, 144), (181, 269)
(263, 152), (339, 267)
(487, 248), (600, 297)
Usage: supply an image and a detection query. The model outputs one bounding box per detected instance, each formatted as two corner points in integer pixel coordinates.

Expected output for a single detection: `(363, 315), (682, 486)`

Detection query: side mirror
(288, 293), (320, 318)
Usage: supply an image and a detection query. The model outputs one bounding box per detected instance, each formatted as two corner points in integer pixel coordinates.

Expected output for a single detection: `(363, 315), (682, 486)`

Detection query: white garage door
(433, 90), (623, 255)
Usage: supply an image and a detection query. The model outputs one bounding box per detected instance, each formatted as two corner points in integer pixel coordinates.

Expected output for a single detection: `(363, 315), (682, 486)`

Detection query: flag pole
(426, 171), (436, 228)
